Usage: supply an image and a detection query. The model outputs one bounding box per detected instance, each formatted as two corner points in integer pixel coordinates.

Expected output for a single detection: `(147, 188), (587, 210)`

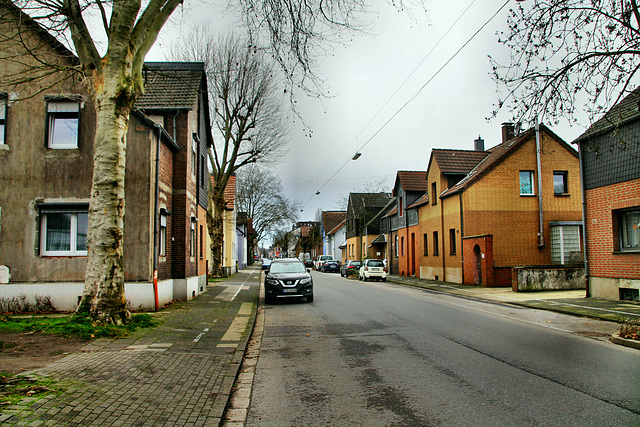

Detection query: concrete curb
(610, 333), (640, 350)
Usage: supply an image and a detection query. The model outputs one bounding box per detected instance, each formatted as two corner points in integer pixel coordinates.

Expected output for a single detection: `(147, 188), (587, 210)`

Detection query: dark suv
(264, 259), (314, 303)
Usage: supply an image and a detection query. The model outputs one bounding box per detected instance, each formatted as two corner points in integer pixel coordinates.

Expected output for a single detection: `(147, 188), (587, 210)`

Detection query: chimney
(502, 122), (515, 143)
(474, 135), (485, 151)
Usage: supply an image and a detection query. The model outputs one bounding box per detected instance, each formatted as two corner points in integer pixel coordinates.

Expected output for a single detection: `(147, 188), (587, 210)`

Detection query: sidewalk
(1, 266), (262, 426)
(386, 274), (640, 323)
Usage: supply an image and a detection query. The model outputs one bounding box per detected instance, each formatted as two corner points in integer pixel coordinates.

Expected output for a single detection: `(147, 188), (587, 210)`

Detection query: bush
(619, 318), (640, 341)
(0, 295), (55, 314)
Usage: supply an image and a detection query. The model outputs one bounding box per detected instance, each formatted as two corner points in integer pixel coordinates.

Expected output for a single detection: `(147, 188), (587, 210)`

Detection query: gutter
(535, 119), (545, 247)
(152, 123), (162, 312)
(578, 141), (590, 297)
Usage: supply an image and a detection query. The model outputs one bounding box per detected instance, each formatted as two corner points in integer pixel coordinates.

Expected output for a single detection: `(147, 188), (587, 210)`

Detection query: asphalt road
(246, 271), (640, 426)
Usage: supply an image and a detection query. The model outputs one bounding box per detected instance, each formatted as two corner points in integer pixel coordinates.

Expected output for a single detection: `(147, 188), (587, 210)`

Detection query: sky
(144, 0), (590, 224)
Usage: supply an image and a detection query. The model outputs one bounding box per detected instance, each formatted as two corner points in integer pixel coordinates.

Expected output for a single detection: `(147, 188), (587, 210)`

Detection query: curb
(610, 333), (640, 350)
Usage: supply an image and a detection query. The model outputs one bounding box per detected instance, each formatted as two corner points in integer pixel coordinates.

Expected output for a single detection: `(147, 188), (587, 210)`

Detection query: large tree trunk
(208, 184), (226, 277)
(77, 65), (135, 325)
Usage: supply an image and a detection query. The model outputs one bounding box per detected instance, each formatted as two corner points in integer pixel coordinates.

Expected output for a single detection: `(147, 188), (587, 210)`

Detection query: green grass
(0, 373), (62, 406)
(0, 313), (158, 340)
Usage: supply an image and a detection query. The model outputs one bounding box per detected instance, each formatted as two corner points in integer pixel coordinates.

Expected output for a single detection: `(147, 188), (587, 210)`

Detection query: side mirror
(307, 268), (311, 273)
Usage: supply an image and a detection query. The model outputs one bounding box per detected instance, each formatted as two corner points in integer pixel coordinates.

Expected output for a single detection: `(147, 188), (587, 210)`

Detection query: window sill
(520, 194), (536, 197)
(613, 249), (640, 255)
(554, 193), (571, 197)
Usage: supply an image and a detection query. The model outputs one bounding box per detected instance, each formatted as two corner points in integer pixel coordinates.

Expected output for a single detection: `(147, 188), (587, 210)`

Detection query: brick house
(572, 88), (640, 301)
(387, 171), (428, 276)
(345, 193), (392, 262)
(0, 3), (212, 310)
(419, 123), (583, 287)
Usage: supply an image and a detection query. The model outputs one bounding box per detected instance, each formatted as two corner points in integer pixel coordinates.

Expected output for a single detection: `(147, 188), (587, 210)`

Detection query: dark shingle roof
(349, 193), (393, 209)
(136, 62), (205, 110)
(432, 149), (489, 175)
(573, 87), (640, 143)
(394, 171), (428, 194)
(407, 193), (429, 209)
(322, 211), (346, 234)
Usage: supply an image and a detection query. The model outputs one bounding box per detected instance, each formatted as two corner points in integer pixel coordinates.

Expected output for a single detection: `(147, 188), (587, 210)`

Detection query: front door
(473, 245), (482, 286)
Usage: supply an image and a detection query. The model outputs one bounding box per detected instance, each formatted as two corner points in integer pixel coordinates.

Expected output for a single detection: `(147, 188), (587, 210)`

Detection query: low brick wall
(512, 266), (585, 292)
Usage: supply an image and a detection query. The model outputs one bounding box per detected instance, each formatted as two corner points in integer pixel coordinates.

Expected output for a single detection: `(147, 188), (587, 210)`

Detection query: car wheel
(358, 274), (362, 281)
(307, 294), (314, 303)
(363, 275), (368, 282)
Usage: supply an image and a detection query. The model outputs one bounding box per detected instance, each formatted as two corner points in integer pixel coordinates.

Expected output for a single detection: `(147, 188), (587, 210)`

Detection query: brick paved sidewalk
(1, 266), (261, 426)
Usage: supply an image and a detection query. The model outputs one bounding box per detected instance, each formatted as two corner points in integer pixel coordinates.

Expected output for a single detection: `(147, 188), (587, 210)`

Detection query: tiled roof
(407, 193), (429, 209)
(395, 171), (428, 193)
(441, 124), (574, 198)
(573, 86), (640, 143)
(322, 211), (346, 234)
(224, 175), (236, 210)
(135, 63), (205, 110)
(349, 193), (393, 209)
(432, 149), (488, 175)
(327, 219), (346, 235)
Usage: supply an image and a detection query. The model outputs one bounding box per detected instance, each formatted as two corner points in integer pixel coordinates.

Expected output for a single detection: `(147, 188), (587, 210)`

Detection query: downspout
(535, 119), (545, 247)
(459, 190), (464, 285)
(152, 123), (162, 312)
(578, 141), (590, 297)
(441, 192), (446, 282)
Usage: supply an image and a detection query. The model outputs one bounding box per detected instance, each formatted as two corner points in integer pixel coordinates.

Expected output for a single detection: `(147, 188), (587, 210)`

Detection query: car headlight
(265, 277), (278, 285)
(299, 277), (311, 285)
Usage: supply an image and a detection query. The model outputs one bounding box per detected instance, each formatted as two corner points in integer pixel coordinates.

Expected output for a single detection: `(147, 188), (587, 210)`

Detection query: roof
(322, 211), (346, 234)
(573, 87), (640, 144)
(431, 149), (489, 175)
(441, 124), (575, 198)
(136, 62), (206, 110)
(393, 171), (428, 196)
(327, 219), (346, 235)
(407, 193), (429, 209)
(348, 193), (393, 209)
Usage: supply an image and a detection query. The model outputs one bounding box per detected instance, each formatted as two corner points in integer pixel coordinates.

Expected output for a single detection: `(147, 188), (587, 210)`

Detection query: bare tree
(490, 0), (640, 128)
(236, 164), (299, 259)
(174, 33), (289, 276)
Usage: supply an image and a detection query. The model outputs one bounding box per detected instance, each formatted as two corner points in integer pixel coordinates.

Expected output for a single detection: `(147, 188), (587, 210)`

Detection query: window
(423, 233), (428, 256)
(399, 196), (403, 217)
(190, 217), (196, 257)
(0, 95), (6, 145)
(431, 182), (437, 205)
(433, 231), (439, 256)
(199, 225), (204, 259)
(40, 206), (88, 256)
(519, 171), (535, 195)
(160, 213), (167, 257)
(551, 224), (581, 264)
(449, 228), (456, 255)
(618, 208), (640, 251)
(192, 133), (198, 176)
(395, 235), (399, 257)
(553, 171), (568, 195)
(46, 100), (79, 149)
(400, 236), (405, 256)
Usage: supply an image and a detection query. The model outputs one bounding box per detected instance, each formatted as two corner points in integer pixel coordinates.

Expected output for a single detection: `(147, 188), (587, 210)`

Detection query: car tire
(363, 275), (368, 282)
(307, 294), (314, 303)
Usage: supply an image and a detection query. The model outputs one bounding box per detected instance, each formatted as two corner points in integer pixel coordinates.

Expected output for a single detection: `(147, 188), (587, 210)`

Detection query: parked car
(340, 260), (361, 277)
(359, 259), (387, 282)
(264, 258), (314, 303)
(315, 255), (333, 270)
(261, 258), (272, 270)
(321, 260), (340, 273)
(304, 259), (314, 269)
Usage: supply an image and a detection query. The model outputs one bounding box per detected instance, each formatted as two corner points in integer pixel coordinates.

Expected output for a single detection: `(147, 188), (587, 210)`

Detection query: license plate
(282, 288), (297, 293)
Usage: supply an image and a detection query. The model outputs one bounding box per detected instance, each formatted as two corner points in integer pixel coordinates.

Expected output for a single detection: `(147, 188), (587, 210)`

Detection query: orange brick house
(387, 171), (428, 276)
(573, 88), (640, 301)
(419, 123), (583, 287)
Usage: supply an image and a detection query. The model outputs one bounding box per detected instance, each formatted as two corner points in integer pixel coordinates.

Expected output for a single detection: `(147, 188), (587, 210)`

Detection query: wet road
(247, 271), (640, 426)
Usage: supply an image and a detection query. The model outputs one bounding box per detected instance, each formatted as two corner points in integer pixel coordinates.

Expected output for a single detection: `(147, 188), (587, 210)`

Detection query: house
(320, 211), (346, 261)
(326, 218), (346, 264)
(222, 174), (238, 275)
(387, 171), (429, 276)
(291, 221), (320, 260)
(236, 212), (249, 270)
(345, 193), (393, 261)
(0, 3), (212, 310)
(572, 88), (640, 301)
(418, 123), (583, 287)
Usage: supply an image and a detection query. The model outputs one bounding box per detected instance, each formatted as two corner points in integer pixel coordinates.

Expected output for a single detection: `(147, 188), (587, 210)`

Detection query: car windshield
(368, 260), (384, 267)
(270, 261), (306, 274)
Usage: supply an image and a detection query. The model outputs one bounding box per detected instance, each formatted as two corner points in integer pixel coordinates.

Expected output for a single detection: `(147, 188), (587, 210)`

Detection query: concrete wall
(512, 266), (585, 292)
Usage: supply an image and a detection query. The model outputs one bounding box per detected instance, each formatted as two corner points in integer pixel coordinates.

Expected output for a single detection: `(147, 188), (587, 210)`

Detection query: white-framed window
(192, 133), (198, 176)
(40, 206), (88, 256)
(0, 95), (6, 145)
(160, 213), (168, 257)
(190, 217), (196, 257)
(519, 171), (535, 195)
(618, 208), (640, 251)
(46, 100), (80, 149)
(551, 224), (581, 264)
(553, 171), (568, 195)
(395, 235), (399, 257)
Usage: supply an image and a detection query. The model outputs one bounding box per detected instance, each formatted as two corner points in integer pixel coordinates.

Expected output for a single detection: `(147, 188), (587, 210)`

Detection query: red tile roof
(395, 171), (428, 193)
(431, 149), (489, 175)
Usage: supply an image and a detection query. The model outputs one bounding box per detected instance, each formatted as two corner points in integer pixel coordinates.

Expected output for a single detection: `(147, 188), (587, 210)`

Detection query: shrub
(619, 318), (640, 341)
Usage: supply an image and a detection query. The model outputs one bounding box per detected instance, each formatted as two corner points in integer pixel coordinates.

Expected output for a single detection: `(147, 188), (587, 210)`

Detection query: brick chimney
(501, 122), (515, 143)
(474, 136), (485, 151)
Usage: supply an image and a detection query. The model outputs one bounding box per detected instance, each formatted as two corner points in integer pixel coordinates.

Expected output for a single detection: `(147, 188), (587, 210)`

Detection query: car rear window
(368, 260), (384, 267)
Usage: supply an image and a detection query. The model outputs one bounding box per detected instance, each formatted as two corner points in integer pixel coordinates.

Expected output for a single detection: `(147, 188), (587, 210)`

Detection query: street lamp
(352, 152), (362, 160)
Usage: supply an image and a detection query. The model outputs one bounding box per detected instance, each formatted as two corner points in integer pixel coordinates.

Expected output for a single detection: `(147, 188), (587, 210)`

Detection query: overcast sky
(146, 0), (589, 225)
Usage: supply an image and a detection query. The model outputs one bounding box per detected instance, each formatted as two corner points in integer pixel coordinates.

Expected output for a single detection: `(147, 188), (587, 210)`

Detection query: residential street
(247, 271), (640, 426)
